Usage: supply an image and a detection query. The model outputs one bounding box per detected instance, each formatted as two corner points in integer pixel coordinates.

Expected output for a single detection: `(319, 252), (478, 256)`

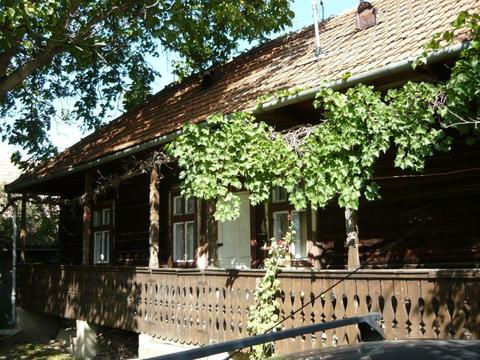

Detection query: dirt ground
(0, 325), (138, 360)
(0, 340), (73, 360)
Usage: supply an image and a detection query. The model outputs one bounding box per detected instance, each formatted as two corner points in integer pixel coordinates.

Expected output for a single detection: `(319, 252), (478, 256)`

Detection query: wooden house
(6, 0), (480, 354)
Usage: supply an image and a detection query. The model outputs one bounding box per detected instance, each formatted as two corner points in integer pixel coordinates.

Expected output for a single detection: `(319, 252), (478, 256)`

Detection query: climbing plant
(165, 112), (296, 221)
(165, 10), (479, 359)
(247, 222), (295, 360)
(166, 10), (479, 219)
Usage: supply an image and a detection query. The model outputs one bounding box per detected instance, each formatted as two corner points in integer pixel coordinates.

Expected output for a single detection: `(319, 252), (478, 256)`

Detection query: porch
(17, 264), (480, 354)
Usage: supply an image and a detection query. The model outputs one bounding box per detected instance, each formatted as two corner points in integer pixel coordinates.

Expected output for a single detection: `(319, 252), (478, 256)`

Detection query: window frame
(269, 187), (311, 262)
(272, 209), (307, 259)
(170, 192), (197, 265)
(91, 201), (114, 265)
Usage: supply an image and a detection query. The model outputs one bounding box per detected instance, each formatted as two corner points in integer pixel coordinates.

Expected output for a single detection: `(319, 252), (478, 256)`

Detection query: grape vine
(166, 11), (479, 220)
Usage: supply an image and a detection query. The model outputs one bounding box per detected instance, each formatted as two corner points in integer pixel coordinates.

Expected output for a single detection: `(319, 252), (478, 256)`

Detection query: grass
(0, 341), (74, 360)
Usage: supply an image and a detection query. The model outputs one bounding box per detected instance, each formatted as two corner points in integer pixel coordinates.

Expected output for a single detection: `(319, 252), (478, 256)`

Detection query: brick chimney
(355, 1), (377, 30)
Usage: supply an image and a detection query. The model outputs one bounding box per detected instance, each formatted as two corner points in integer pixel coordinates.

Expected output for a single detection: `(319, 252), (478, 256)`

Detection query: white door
(217, 192), (252, 269)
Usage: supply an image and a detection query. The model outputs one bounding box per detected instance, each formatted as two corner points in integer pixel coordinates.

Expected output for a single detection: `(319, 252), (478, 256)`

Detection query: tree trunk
(82, 172), (93, 265)
(148, 165), (160, 269)
(345, 208), (360, 269)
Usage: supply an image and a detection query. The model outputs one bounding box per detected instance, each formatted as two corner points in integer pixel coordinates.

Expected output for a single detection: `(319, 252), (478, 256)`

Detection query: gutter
(6, 42), (467, 193)
(253, 42), (468, 114)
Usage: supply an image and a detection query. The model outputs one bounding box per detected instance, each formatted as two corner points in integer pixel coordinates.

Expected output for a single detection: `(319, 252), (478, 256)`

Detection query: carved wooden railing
(17, 265), (480, 354)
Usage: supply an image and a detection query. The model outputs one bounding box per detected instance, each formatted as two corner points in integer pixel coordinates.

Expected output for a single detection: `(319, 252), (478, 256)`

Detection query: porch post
(206, 199), (219, 268)
(149, 164), (160, 269)
(345, 208), (360, 269)
(9, 194), (17, 326)
(19, 193), (27, 263)
(82, 171), (93, 265)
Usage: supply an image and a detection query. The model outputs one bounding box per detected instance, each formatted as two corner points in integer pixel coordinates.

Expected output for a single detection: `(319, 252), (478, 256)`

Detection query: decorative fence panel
(17, 265), (480, 355)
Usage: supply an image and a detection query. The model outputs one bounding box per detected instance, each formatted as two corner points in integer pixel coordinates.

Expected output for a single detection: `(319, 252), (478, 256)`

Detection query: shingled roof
(8, 0), (479, 191)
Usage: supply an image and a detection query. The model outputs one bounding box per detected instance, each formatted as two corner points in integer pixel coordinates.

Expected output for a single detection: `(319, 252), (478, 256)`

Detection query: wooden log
(19, 193), (27, 263)
(345, 208), (360, 269)
(82, 172), (92, 265)
(307, 207), (322, 269)
(149, 165), (160, 268)
(206, 200), (219, 267)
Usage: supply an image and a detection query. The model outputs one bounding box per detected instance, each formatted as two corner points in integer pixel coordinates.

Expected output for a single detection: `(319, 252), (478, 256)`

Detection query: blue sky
(2, 0), (359, 156)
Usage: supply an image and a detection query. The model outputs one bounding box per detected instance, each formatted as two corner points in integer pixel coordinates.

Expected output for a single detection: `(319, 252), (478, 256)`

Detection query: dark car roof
(275, 340), (480, 360)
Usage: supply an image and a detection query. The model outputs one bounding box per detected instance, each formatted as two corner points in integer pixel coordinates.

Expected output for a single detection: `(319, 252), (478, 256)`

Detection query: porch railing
(17, 264), (480, 354)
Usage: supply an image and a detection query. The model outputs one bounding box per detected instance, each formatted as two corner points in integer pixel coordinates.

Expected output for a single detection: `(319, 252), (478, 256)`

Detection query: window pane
(173, 222), (184, 261)
(94, 232), (102, 263)
(173, 196), (183, 215)
(292, 211), (307, 259)
(185, 221), (195, 261)
(102, 231), (110, 263)
(103, 208), (111, 226)
(273, 212), (289, 240)
(93, 210), (101, 227)
(272, 187), (287, 203)
(185, 198), (195, 215)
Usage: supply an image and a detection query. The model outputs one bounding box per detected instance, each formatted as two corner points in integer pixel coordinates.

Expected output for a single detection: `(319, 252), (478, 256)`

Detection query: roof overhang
(5, 42), (468, 194)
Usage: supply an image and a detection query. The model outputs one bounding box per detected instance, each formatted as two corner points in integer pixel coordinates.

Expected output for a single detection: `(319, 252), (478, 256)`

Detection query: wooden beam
(149, 165), (160, 269)
(19, 194), (27, 263)
(307, 206), (322, 269)
(249, 205), (258, 268)
(82, 172), (92, 265)
(206, 200), (219, 268)
(345, 208), (360, 269)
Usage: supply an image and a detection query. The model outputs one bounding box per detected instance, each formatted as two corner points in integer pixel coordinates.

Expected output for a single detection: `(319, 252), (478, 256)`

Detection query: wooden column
(149, 165), (160, 269)
(19, 194), (27, 263)
(82, 172), (92, 265)
(345, 208), (360, 269)
(206, 199), (219, 268)
(307, 206), (322, 269)
(249, 205), (258, 268)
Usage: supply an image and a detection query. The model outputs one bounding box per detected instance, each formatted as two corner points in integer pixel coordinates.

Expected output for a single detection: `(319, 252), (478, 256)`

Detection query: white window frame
(94, 230), (110, 264)
(171, 193), (196, 264)
(173, 220), (195, 262)
(92, 204), (113, 265)
(272, 210), (307, 259)
(272, 187), (288, 203)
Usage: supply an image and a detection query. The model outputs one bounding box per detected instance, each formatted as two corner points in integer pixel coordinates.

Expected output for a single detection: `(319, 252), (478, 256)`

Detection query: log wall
(58, 143), (480, 269)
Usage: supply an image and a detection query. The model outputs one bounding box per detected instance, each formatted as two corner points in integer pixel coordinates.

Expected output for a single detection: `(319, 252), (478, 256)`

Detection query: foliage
(0, 187), (58, 248)
(168, 10), (479, 219)
(165, 112), (296, 221)
(247, 222), (294, 360)
(0, 0), (294, 169)
(421, 11), (480, 140)
(167, 81), (445, 216)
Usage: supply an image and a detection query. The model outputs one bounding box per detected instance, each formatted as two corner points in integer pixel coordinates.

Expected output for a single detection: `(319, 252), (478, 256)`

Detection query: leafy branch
(167, 10), (479, 220)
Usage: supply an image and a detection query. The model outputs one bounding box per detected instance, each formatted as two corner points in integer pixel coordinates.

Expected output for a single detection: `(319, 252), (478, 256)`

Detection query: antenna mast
(311, 0), (323, 57)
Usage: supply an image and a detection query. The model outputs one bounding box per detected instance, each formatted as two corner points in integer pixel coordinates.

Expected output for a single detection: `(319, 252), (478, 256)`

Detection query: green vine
(165, 112), (295, 221)
(166, 10), (479, 219)
(247, 222), (295, 359)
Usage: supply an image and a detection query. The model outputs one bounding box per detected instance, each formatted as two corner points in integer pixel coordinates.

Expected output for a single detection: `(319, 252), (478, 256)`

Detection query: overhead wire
(222, 214), (433, 360)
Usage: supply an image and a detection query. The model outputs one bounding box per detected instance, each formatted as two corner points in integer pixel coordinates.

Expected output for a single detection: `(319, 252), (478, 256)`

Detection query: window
(92, 204), (113, 264)
(272, 210), (307, 259)
(272, 187), (288, 203)
(171, 194), (196, 262)
(270, 187), (308, 260)
(94, 231), (110, 263)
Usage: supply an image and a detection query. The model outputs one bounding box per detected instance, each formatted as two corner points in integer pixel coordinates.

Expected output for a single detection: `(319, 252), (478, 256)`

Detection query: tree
(0, 186), (58, 249)
(0, 0), (294, 168)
